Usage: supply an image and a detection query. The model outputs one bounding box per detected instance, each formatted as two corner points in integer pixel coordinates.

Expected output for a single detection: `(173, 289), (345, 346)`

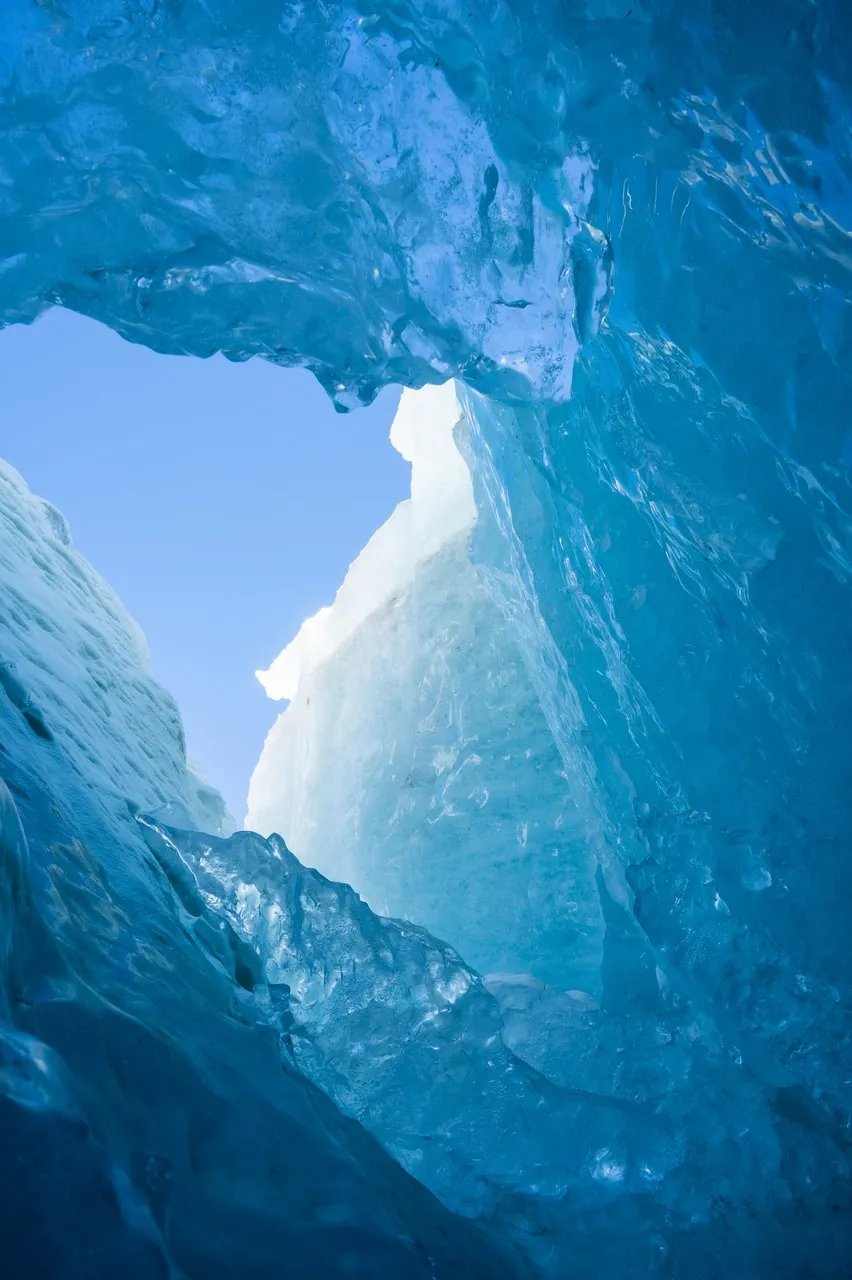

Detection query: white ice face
(248, 384), (603, 991)
(256, 381), (475, 705)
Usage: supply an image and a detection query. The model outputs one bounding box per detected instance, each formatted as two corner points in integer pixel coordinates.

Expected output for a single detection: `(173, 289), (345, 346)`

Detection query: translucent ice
(2, 1), (852, 1277)
(0, 457), (230, 837)
(256, 382), (476, 703)
(249, 384), (605, 991)
(138, 814), (852, 1277)
(249, 364), (852, 1270)
(0, 0), (608, 405)
(0, 464), (511, 1278)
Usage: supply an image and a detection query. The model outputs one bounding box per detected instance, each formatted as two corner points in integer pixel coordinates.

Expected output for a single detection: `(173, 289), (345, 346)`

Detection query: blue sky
(0, 308), (406, 820)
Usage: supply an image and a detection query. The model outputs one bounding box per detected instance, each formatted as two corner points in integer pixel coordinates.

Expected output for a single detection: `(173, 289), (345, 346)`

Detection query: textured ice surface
(249, 385), (605, 991)
(0, 0), (610, 406)
(0, 466), (513, 1279)
(250, 360), (852, 1270)
(3, 1), (852, 1277)
(138, 816), (852, 1277)
(0, 458), (230, 838)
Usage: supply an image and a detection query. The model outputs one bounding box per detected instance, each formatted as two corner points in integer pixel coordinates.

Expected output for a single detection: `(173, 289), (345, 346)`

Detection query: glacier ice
(2, 0), (852, 1277)
(248, 371), (852, 1270)
(0, 463), (513, 1278)
(0, 458), (230, 839)
(0, 0), (607, 405)
(248, 383), (606, 992)
(137, 812), (852, 1277)
(255, 382), (477, 704)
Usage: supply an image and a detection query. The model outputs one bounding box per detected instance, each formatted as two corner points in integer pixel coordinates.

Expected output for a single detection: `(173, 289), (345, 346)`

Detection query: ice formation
(256, 381), (476, 704)
(248, 384), (606, 991)
(0, 458), (230, 837)
(139, 813), (852, 1276)
(0, 462), (511, 1277)
(3, 1), (852, 1277)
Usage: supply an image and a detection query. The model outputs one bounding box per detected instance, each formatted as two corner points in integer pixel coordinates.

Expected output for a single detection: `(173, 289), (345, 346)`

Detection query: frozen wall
(248, 385), (605, 992)
(2, 1), (852, 1276)
(0, 459), (512, 1279)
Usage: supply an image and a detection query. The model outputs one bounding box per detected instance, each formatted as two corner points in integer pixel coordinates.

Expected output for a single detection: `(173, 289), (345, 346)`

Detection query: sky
(0, 308), (406, 821)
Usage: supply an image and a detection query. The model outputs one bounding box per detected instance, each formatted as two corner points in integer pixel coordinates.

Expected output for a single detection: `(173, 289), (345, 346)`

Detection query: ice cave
(1, 1), (852, 1276)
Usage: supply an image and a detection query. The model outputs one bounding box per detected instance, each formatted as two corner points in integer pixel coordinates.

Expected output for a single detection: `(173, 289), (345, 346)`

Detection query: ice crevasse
(2, 1), (852, 1278)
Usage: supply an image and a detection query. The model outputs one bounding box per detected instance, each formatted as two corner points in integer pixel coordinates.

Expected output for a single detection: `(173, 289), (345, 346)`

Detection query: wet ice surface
(139, 815), (852, 1276)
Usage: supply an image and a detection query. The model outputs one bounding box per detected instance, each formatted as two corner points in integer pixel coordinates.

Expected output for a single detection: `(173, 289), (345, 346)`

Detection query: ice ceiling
(1, 1), (852, 1277)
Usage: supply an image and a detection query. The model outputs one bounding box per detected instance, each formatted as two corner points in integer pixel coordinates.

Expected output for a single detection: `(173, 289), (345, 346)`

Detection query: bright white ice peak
(256, 381), (474, 704)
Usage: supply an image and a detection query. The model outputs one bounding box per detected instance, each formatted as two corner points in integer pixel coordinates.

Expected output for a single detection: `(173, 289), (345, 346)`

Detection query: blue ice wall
(1, 1), (852, 1277)
(0, 464), (514, 1278)
(249, 525), (607, 994)
(456, 45), (852, 1165)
